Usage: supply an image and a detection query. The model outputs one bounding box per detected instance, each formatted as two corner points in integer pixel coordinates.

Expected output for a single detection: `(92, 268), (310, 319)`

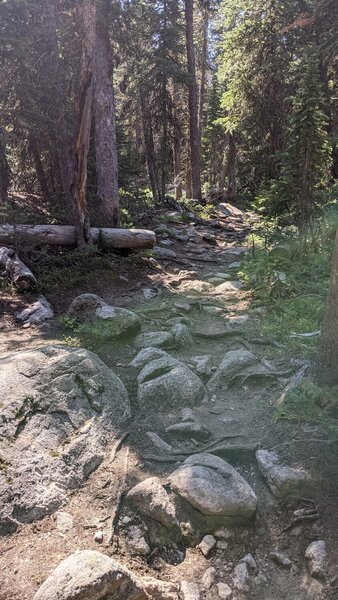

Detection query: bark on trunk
(0, 224), (156, 250)
(199, 3), (209, 140)
(318, 228), (338, 385)
(0, 134), (10, 203)
(29, 136), (50, 200)
(226, 133), (237, 202)
(184, 0), (202, 202)
(71, 0), (97, 248)
(94, 0), (120, 227)
(140, 88), (160, 203)
(173, 134), (183, 200)
(0, 246), (37, 291)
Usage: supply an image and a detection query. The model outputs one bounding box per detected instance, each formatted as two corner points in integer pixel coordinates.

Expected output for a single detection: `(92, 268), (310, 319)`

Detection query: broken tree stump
(0, 224), (156, 249)
(0, 246), (37, 291)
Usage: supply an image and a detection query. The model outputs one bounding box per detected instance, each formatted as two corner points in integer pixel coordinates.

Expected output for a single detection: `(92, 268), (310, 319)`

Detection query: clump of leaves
(276, 379), (338, 442)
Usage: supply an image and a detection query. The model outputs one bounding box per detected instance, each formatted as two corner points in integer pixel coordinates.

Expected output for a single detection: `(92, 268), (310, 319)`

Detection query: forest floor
(0, 207), (337, 600)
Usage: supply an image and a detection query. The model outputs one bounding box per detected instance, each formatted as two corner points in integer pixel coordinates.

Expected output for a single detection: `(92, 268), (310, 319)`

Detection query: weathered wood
(0, 246), (36, 290)
(0, 224), (156, 249)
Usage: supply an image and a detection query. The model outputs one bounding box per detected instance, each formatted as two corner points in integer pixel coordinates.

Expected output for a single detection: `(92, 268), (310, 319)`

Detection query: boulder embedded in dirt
(16, 294), (54, 325)
(142, 577), (179, 600)
(33, 550), (147, 600)
(68, 293), (106, 321)
(135, 331), (175, 349)
(153, 246), (176, 259)
(0, 346), (130, 534)
(137, 356), (206, 409)
(126, 477), (181, 530)
(189, 355), (212, 376)
(169, 453), (257, 519)
(207, 350), (257, 394)
(129, 347), (170, 369)
(256, 449), (312, 499)
(171, 323), (193, 347)
(305, 541), (327, 580)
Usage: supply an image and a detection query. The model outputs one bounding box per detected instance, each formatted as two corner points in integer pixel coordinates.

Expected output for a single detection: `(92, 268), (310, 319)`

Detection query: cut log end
(0, 246), (37, 291)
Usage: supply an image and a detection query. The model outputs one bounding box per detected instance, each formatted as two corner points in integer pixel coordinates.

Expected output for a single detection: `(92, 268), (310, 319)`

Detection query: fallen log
(0, 246), (37, 290)
(0, 224), (156, 249)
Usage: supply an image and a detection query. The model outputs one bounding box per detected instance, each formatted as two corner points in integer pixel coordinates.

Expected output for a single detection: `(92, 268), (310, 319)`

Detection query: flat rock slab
(138, 356), (206, 409)
(169, 453), (257, 519)
(16, 295), (54, 325)
(135, 331), (174, 349)
(33, 550), (147, 600)
(0, 346), (130, 534)
(256, 449), (312, 498)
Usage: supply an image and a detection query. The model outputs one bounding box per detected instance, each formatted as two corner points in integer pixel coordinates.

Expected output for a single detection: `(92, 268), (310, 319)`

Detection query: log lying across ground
(0, 224), (156, 249)
(0, 246), (37, 290)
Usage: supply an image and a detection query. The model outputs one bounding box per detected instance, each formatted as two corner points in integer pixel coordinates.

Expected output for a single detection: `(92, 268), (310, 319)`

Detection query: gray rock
(171, 323), (193, 347)
(270, 551), (292, 569)
(189, 355), (212, 376)
(94, 305), (141, 339)
(146, 432), (173, 453)
(228, 262), (241, 269)
(159, 239), (174, 247)
(135, 331), (174, 349)
(169, 453), (257, 519)
(207, 350), (256, 394)
(174, 302), (191, 312)
(232, 562), (250, 592)
(33, 550), (147, 600)
(0, 346), (130, 534)
(214, 281), (243, 294)
(143, 287), (158, 299)
(199, 534), (216, 557)
(216, 540), (228, 551)
(241, 553), (257, 572)
(55, 511), (74, 533)
(165, 422), (210, 440)
(94, 530), (104, 543)
(201, 567), (217, 590)
(182, 408), (198, 422)
(68, 293), (106, 321)
(214, 527), (234, 540)
(138, 356), (206, 409)
(202, 305), (223, 315)
(153, 246), (176, 259)
(256, 449), (312, 498)
(129, 347), (170, 369)
(179, 280), (213, 294)
(180, 581), (201, 600)
(305, 541), (327, 580)
(16, 295), (54, 325)
(125, 525), (150, 556)
(142, 577), (179, 600)
(216, 583), (232, 599)
(126, 477), (180, 530)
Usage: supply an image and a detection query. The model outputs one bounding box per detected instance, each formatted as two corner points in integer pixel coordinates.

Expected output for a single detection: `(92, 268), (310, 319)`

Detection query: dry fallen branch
(109, 432), (129, 463)
(108, 447), (129, 548)
(278, 513), (319, 536)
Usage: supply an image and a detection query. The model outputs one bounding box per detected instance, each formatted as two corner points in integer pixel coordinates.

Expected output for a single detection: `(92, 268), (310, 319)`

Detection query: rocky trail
(0, 205), (337, 600)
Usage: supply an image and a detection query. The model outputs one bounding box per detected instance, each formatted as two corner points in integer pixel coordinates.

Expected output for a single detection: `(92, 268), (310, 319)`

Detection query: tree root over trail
(141, 443), (258, 464)
(108, 447), (129, 549)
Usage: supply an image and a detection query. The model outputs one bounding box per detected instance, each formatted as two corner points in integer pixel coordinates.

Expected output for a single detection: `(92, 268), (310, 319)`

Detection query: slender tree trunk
(40, 0), (75, 217)
(199, 3), (209, 140)
(226, 132), (237, 202)
(173, 133), (183, 200)
(318, 228), (338, 385)
(0, 132), (10, 202)
(28, 136), (50, 200)
(184, 0), (202, 202)
(140, 89), (160, 203)
(71, 0), (96, 247)
(185, 144), (193, 199)
(94, 0), (119, 227)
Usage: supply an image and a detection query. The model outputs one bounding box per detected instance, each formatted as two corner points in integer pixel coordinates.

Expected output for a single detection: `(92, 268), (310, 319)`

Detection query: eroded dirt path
(0, 210), (337, 600)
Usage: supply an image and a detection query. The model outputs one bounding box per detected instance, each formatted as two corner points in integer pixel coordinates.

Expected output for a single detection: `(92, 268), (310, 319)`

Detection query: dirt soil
(0, 211), (338, 600)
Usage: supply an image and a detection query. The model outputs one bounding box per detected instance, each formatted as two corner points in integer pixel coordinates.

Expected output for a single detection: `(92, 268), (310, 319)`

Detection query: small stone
(232, 562), (250, 592)
(228, 262), (241, 269)
(241, 553), (257, 572)
(202, 567), (217, 590)
(189, 355), (212, 376)
(305, 540), (327, 580)
(142, 577), (179, 600)
(94, 530), (103, 543)
(216, 540), (228, 551)
(55, 511), (74, 533)
(214, 527), (234, 540)
(180, 581), (200, 600)
(143, 288), (157, 300)
(174, 302), (191, 312)
(171, 323), (193, 347)
(182, 408), (198, 422)
(199, 535), (216, 557)
(154, 246), (176, 259)
(121, 516), (132, 525)
(216, 582), (232, 599)
(270, 551), (292, 569)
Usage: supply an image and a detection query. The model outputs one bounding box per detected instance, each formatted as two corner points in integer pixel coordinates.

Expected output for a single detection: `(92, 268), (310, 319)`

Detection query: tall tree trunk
(226, 132), (237, 202)
(140, 88), (160, 203)
(0, 132), (10, 203)
(199, 2), (209, 140)
(28, 136), (50, 200)
(40, 0), (75, 217)
(94, 0), (119, 227)
(184, 0), (202, 202)
(71, 0), (96, 247)
(173, 133), (183, 200)
(318, 229), (338, 385)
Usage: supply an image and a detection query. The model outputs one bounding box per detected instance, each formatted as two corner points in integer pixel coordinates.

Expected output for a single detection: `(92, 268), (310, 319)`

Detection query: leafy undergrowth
(239, 209), (338, 437)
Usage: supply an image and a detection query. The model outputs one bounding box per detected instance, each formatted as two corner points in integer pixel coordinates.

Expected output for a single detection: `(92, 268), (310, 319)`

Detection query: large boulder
(207, 350), (256, 394)
(33, 550), (147, 600)
(0, 346), (130, 534)
(137, 356), (206, 409)
(256, 449), (312, 499)
(67, 294), (141, 339)
(169, 453), (257, 520)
